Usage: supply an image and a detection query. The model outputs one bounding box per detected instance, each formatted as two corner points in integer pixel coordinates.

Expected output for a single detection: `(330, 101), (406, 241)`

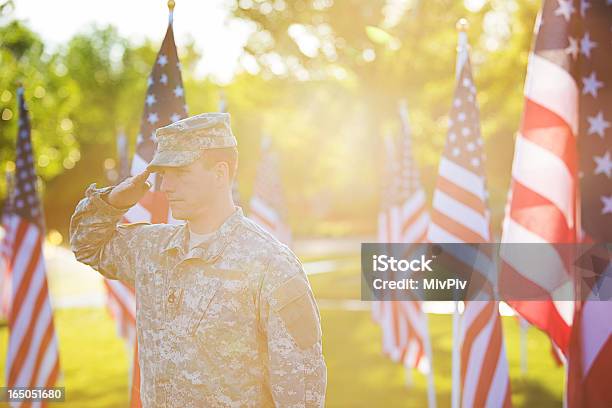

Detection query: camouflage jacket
(70, 184), (327, 408)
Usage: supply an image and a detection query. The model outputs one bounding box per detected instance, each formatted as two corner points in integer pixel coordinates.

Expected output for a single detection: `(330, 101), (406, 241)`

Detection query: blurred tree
(0, 0), (542, 238)
(229, 0), (540, 234)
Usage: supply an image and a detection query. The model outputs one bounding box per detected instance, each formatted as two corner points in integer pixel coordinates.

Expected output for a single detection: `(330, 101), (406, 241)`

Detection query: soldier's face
(158, 160), (220, 220)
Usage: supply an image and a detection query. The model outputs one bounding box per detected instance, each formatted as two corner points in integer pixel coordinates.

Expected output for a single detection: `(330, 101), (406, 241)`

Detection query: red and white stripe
(103, 279), (136, 346)
(378, 191), (430, 373)
(567, 263), (612, 407)
(428, 34), (510, 407)
(375, 126), (432, 376)
(4, 215), (60, 407)
(428, 176), (511, 408)
(1, 222), (13, 319)
(500, 50), (578, 357)
(250, 196), (291, 244)
(249, 137), (291, 245)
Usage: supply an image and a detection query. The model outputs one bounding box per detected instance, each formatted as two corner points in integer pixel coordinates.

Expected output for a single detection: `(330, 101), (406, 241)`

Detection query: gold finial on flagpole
(456, 18), (469, 32)
(167, 0), (175, 24)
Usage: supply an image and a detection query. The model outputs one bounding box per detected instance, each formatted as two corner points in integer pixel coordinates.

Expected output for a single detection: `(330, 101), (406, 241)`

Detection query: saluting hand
(106, 170), (152, 209)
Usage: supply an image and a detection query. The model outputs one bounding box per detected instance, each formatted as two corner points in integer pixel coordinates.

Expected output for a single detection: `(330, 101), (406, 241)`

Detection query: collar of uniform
(162, 206), (245, 262)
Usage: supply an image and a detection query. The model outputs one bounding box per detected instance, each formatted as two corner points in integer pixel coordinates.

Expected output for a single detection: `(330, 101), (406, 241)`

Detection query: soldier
(70, 113), (326, 407)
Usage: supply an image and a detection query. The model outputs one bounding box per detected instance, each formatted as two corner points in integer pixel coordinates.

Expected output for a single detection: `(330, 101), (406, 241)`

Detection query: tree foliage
(0, 1), (541, 237)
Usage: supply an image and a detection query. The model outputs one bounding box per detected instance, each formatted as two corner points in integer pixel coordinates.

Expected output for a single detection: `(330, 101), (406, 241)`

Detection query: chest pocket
(185, 275), (223, 336)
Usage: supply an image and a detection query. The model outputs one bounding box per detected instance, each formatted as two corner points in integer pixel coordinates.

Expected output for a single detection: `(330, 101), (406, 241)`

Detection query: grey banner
(361, 243), (612, 301)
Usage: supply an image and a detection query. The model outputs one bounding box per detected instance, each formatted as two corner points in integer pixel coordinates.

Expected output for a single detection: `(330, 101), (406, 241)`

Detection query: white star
(462, 78), (471, 87)
(183, 104), (188, 113)
(458, 112), (466, 122)
(588, 112), (610, 138)
(602, 195), (612, 215)
(453, 98), (462, 108)
(160, 74), (168, 85)
(452, 147), (460, 156)
(147, 76), (153, 87)
(467, 142), (475, 152)
(582, 72), (603, 97)
(157, 54), (168, 67)
(461, 127), (471, 137)
(170, 113), (181, 122)
(580, 32), (597, 58)
(449, 132), (457, 142)
(147, 112), (159, 124)
(146, 94), (156, 107)
(594, 151), (612, 178)
(176, 62), (182, 69)
(173, 85), (184, 97)
(471, 157), (480, 167)
(580, 0), (591, 16)
(566, 36), (579, 59)
(555, 0), (575, 21)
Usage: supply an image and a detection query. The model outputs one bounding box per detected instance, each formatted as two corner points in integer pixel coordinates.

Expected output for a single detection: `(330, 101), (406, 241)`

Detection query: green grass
(0, 304), (563, 407)
(323, 311), (563, 407)
(0, 308), (130, 407)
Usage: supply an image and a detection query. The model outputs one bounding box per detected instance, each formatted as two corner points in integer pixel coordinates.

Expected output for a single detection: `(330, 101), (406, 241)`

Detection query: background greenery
(0, 0), (539, 240)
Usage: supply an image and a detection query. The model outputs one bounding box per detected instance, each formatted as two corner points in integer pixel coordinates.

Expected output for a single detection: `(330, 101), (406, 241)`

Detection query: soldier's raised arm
(69, 170), (152, 287)
(260, 251), (327, 408)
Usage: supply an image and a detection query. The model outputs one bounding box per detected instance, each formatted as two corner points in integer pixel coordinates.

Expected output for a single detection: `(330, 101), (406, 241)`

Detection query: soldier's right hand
(106, 170), (152, 209)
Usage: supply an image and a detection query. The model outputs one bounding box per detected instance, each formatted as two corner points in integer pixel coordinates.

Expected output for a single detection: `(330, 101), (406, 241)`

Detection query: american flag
(376, 102), (432, 378)
(427, 30), (511, 408)
(500, 0), (582, 357)
(567, 1), (612, 406)
(249, 136), (291, 245)
(371, 133), (400, 326)
(98, 5), (187, 407)
(3, 86), (60, 406)
(1, 170), (15, 319)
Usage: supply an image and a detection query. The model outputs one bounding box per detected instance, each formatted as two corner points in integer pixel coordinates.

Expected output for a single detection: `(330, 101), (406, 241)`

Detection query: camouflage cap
(148, 112), (237, 169)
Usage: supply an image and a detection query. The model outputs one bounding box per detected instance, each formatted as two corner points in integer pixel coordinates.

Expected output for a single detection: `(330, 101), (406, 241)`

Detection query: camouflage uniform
(69, 113), (326, 407)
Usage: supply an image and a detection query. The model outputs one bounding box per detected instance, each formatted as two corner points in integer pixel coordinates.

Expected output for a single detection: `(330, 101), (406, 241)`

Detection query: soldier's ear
(214, 161), (230, 185)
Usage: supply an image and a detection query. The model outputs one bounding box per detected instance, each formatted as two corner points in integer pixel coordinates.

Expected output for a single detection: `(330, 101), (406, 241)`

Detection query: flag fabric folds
(567, 1), (612, 406)
(376, 102), (431, 377)
(427, 30), (511, 408)
(3, 86), (60, 407)
(249, 136), (291, 245)
(499, 0), (580, 357)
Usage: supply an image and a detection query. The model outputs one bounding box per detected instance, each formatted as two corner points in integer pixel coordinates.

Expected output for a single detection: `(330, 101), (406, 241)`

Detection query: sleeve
(259, 251), (327, 408)
(69, 183), (147, 287)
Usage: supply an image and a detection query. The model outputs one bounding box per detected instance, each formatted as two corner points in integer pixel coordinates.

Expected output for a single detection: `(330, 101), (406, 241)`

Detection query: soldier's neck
(188, 195), (236, 235)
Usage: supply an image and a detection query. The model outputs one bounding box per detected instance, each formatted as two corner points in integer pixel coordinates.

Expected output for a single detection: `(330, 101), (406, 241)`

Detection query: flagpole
(451, 18), (469, 408)
(519, 317), (528, 375)
(168, 0), (175, 25)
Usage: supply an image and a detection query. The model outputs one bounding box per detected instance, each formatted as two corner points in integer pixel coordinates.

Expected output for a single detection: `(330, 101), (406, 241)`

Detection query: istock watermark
(361, 243), (612, 302)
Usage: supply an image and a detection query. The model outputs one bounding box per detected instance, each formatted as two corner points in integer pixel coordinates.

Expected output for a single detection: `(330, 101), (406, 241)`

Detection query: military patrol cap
(148, 112), (237, 169)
